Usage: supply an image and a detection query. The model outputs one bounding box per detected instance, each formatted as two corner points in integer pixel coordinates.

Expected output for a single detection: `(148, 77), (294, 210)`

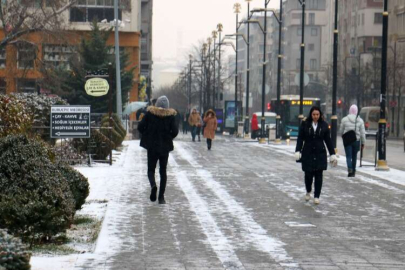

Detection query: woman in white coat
(339, 104), (366, 177)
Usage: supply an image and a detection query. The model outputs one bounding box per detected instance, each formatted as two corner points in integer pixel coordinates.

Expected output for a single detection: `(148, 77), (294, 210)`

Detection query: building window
(311, 28), (318, 36)
(374, 13), (383, 24)
(308, 44), (314, 51)
(297, 28), (302, 36)
(309, 13), (315, 25)
(17, 79), (37, 93)
(43, 45), (73, 69)
(310, 59), (317, 70)
(0, 48), (5, 69)
(70, 0), (121, 23)
(0, 78), (6, 94)
(296, 59), (301, 70)
(18, 44), (36, 69)
(362, 14), (365, 25)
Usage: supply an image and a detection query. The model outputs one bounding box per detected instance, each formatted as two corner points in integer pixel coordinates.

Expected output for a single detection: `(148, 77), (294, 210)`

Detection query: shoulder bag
(342, 116), (357, 147)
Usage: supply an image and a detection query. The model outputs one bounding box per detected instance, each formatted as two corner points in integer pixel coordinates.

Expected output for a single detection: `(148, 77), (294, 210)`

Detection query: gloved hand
(294, 151), (301, 161)
(330, 155), (338, 167)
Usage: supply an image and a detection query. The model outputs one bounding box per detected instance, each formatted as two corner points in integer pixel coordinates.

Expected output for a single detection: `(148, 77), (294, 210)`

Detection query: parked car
(359, 106), (390, 136)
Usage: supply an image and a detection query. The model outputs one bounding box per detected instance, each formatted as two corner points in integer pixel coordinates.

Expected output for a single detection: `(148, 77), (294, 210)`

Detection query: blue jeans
(344, 141), (360, 171)
(191, 126), (197, 141)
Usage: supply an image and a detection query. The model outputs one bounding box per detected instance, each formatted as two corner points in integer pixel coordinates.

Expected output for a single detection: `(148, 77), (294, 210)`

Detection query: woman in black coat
(138, 96), (178, 204)
(295, 106), (337, 205)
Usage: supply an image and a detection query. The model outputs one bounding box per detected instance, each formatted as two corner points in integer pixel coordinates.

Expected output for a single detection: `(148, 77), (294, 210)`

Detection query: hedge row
(0, 135), (89, 243)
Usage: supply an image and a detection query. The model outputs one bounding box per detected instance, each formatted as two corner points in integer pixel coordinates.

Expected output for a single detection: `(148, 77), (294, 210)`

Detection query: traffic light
(337, 99), (342, 108)
(267, 102), (271, 111)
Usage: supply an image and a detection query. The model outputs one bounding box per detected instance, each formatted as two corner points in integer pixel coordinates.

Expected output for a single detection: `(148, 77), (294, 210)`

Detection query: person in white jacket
(339, 104), (366, 177)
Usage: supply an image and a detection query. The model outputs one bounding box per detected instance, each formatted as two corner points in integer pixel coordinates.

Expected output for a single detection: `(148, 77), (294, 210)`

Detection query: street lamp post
(298, 0), (306, 123)
(331, 0), (338, 150)
(212, 30), (218, 109)
(234, 3), (241, 135)
(217, 23), (223, 109)
(250, 1), (271, 143)
(275, 0), (283, 143)
(207, 37), (212, 110)
(114, 0), (122, 118)
(244, 0), (252, 138)
(201, 44), (207, 114)
(188, 55), (193, 111)
(376, 0), (389, 171)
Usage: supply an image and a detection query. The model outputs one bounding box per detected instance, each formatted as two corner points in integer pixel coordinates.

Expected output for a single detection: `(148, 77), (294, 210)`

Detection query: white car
(252, 112), (277, 131)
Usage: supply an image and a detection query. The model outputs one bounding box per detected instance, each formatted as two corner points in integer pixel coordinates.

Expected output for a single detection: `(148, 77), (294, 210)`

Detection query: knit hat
(155, 96), (169, 109)
(349, 104), (358, 115)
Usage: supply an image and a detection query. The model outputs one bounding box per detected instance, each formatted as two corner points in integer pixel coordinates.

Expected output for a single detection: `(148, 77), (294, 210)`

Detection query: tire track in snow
(173, 142), (299, 269)
(169, 154), (245, 270)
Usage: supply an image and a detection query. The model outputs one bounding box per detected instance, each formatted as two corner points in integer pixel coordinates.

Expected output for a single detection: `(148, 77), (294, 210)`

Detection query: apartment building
(282, 0), (331, 100)
(388, 0), (405, 137)
(140, 0), (153, 99)
(0, 0), (142, 104)
(338, 0), (383, 106)
(236, 13), (279, 113)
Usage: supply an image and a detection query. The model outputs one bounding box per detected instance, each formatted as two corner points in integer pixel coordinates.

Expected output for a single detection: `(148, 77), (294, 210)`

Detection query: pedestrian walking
(195, 114), (203, 142)
(340, 104), (366, 177)
(251, 113), (260, 139)
(138, 95), (179, 204)
(295, 106), (337, 205)
(188, 108), (201, 142)
(203, 109), (218, 150)
(183, 112), (189, 134)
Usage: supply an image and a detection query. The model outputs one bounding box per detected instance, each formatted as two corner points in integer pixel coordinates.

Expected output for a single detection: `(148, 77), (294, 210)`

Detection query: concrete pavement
(79, 134), (405, 270)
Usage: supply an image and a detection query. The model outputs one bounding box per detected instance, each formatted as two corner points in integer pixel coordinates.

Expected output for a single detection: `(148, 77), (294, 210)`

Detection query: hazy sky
(153, 0), (280, 63)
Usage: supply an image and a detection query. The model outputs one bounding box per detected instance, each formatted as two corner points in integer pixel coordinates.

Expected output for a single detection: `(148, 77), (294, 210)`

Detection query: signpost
(85, 78), (109, 97)
(51, 106), (91, 138)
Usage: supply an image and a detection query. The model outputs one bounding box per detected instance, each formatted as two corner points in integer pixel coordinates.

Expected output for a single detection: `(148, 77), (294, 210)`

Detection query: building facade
(338, 0), (383, 107)
(388, 0), (405, 137)
(0, 0), (142, 105)
(140, 0), (153, 99)
(282, 0), (331, 101)
(236, 13), (279, 114)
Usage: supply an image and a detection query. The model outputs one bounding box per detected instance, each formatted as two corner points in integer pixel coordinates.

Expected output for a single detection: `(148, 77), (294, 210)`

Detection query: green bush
(0, 95), (33, 138)
(0, 230), (31, 270)
(11, 93), (68, 145)
(0, 135), (75, 242)
(72, 129), (115, 160)
(57, 163), (89, 210)
(100, 114), (126, 147)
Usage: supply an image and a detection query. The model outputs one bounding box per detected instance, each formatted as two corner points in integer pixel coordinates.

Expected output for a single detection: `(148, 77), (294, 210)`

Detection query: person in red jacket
(251, 114), (259, 139)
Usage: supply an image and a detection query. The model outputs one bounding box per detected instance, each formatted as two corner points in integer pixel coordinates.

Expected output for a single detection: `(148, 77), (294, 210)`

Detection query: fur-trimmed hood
(147, 106), (177, 117)
(204, 109), (216, 118)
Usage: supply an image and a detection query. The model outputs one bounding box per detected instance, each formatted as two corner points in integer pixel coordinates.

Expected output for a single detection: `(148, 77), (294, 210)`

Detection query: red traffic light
(337, 99), (342, 105)
(267, 102), (271, 111)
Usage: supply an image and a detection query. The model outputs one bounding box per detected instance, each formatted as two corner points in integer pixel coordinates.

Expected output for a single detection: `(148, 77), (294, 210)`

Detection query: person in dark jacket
(138, 96), (178, 204)
(295, 106), (337, 205)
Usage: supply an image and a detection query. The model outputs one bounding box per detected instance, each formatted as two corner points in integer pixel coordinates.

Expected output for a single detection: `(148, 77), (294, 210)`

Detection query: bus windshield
(289, 105), (312, 123)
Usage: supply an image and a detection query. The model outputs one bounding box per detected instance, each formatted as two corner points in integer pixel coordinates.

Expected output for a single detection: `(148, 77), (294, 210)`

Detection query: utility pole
(331, 0), (338, 150)
(114, 0), (122, 119)
(376, 0), (389, 171)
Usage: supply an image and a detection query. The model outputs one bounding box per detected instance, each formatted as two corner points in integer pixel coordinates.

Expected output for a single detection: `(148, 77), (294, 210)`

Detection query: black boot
(348, 169), (354, 177)
(158, 195), (166, 204)
(150, 185), (157, 202)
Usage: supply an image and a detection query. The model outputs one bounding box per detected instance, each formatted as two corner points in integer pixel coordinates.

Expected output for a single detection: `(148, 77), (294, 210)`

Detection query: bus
(270, 95), (321, 138)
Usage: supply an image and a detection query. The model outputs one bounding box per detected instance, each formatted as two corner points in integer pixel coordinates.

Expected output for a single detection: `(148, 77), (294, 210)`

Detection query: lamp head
(207, 37), (212, 45)
(202, 43), (208, 53)
(234, 3), (241, 14)
(212, 30), (218, 39)
(217, 23), (223, 32)
(189, 54), (193, 60)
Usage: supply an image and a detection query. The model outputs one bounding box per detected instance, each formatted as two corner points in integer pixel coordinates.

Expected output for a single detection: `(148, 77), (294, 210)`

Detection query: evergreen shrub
(0, 230), (31, 270)
(0, 135), (75, 241)
(57, 163), (89, 210)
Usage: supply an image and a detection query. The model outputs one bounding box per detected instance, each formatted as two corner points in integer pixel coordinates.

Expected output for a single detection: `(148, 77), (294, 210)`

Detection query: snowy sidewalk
(31, 138), (405, 270)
